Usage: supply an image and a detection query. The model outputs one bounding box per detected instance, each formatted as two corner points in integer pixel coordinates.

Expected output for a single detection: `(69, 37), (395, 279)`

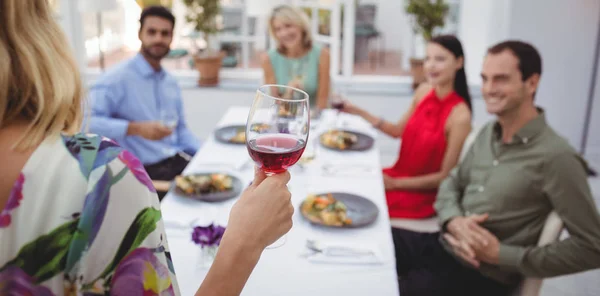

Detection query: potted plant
(405, 0), (449, 89)
(183, 0), (225, 86)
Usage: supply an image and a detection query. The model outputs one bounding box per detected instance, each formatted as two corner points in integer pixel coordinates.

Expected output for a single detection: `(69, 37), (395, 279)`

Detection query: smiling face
(139, 16), (173, 60)
(424, 43), (463, 87)
(271, 17), (304, 52)
(481, 49), (539, 116)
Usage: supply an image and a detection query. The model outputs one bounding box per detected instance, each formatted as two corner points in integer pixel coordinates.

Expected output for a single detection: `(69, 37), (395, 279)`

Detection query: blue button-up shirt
(89, 54), (200, 165)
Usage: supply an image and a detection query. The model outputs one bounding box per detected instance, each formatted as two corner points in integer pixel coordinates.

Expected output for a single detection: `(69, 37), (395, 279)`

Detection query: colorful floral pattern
(0, 173), (24, 228)
(119, 150), (157, 193)
(0, 266), (53, 296)
(111, 248), (175, 296)
(0, 134), (178, 295)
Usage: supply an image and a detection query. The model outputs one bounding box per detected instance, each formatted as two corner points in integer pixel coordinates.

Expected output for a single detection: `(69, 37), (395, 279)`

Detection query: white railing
(292, 0), (352, 80)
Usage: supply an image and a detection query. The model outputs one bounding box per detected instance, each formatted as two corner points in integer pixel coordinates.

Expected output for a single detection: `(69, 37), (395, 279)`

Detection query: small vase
(198, 246), (218, 269)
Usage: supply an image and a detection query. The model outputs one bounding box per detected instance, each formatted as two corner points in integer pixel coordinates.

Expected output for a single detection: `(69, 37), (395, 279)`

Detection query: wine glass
(246, 84), (309, 248)
(331, 85), (347, 128)
(160, 110), (179, 155)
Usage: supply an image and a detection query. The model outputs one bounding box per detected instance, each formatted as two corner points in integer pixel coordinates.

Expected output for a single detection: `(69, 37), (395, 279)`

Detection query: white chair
(390, 216), (439, 232)
(516, 212), (564, 296)
(459, 125), (480, 163)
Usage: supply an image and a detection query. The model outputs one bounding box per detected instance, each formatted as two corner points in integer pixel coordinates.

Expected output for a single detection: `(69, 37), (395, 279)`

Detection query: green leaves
(0, 219), (79, 283)
(182, 0), (221, 37)
(405, 0), (449, 40)
(94, 207), (162, 281)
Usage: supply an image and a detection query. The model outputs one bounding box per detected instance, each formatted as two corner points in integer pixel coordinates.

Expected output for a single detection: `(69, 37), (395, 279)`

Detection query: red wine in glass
(246, 84), (309, 248)
(331, 101), (344, 110)
(247, 134), (306, 174)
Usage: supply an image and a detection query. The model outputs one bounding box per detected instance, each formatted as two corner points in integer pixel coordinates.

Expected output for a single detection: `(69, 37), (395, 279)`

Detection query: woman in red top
(341, 35), (472, 218)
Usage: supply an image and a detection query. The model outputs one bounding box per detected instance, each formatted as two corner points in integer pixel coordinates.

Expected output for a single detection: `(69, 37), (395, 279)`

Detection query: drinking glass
(160, 110), (178, 155)
(246, 84), (309, 248)
(331, 85), (348, 127)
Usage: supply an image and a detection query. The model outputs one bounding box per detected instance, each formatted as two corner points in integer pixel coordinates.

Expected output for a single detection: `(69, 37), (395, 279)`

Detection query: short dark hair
(140, 6), (175, 30)
(487, 40), (542, 81)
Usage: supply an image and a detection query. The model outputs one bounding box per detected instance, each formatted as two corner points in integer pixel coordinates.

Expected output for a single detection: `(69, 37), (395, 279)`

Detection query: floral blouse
(0, 133), (180, 295)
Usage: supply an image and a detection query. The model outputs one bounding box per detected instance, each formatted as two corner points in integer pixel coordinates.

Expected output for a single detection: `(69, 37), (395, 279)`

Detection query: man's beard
(141, 44), (170, 60)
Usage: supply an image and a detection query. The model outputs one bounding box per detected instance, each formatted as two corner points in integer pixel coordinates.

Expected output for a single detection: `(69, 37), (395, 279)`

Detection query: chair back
(516, 212), (564, 296)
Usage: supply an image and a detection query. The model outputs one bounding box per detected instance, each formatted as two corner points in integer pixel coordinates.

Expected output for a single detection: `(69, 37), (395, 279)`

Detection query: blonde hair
(0, 0), (83, 150)
(268, 5), (313, 54)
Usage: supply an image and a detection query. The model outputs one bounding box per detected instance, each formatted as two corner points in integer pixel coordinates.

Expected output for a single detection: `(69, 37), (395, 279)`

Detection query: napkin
(193, 143), (251, 171)
(306, 241), (384, 265)
(320, 163), (378, 177)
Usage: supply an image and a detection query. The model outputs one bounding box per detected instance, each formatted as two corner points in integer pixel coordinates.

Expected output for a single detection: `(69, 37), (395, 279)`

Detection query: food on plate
(278, 104), (295, 117)
(250, 123), (271, 133)
(175, 173), (233, 195)
(301, 193), (352, 226)
(229, 124), (270, 144)
(229, 129), (246, 143)
(320, 130), (358, 150)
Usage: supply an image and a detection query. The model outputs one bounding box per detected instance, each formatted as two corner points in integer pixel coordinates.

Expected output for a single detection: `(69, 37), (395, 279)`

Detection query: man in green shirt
(393, 41), (600, 296)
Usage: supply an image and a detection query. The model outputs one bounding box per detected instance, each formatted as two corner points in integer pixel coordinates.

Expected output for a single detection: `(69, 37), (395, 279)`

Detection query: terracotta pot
(193, 52), (225, 87)
(409, 58), (426, 90)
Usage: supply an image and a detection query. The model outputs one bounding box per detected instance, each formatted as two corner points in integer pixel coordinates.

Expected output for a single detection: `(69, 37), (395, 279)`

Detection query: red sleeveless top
(384, 90), (466, 218)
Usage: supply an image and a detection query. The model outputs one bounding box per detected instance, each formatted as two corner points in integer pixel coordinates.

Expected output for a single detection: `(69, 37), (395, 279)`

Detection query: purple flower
(118, 150), (156, 193)
(110, 248), (175, 296)
(0, 173), (25, 228)
(0, 266), (53, 296)
(192, 224), (226, 248)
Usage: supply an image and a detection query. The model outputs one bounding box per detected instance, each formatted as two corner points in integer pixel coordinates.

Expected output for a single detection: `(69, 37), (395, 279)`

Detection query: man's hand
(445, 213), (501, 265)
(446, 214), (490, 249)
(127, 121), (172, 140)
(444, 233), (480, 267)
(472, 228), (500, 265)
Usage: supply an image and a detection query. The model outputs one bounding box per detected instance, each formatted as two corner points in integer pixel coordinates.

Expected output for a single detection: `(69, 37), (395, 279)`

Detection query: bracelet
(373, 117), (384, 129)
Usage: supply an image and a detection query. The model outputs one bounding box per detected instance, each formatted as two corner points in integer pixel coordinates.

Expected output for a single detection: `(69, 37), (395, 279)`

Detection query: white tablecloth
(161, 107), (400, 296)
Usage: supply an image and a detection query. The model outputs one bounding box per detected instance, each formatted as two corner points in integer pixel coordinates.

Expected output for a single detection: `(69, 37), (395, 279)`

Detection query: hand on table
(224, 167), (294, 251)
(127, 121), (172, 140)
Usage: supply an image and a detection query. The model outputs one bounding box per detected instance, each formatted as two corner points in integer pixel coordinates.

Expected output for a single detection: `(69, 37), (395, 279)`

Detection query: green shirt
(268, 45), (321, 108)
(435, 109), (600, 285)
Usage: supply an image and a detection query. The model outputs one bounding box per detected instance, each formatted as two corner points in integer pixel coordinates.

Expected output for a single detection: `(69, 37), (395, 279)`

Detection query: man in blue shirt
(89, 6), (199, 198)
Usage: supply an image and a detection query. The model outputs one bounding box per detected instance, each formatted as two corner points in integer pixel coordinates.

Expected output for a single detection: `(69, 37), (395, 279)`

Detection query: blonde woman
(263, 5), (330, 110)
(0, 1), (293, 295)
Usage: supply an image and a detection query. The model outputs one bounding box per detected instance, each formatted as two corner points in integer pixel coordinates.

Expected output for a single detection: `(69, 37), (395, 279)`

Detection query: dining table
(160, 106), (400, 296)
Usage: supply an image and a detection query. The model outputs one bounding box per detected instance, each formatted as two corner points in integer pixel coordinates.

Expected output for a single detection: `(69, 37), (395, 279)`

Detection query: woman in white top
(0, 1), (293, 295)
